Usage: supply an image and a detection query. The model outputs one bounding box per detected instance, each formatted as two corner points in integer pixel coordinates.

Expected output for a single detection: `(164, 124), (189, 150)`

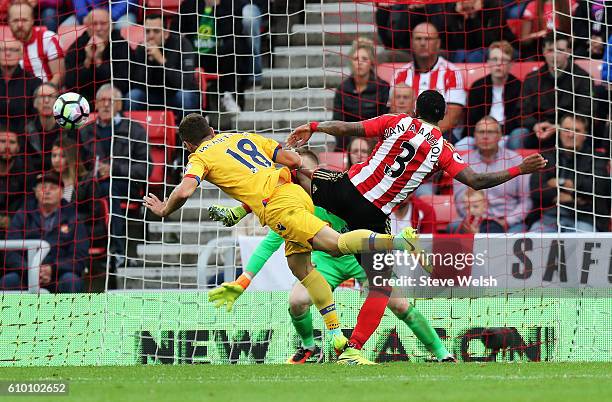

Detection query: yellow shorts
(263, 183), (327, 256)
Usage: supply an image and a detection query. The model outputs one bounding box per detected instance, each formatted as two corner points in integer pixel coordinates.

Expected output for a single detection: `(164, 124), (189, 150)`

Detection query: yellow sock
(301, 269), (340, 331)
(337, 229), (396, 254)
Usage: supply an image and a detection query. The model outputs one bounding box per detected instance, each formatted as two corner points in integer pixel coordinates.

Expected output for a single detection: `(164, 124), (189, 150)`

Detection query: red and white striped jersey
(20, 27), (63, 83)
(393, 56), (466, 106)
(348, 113), (468, 215)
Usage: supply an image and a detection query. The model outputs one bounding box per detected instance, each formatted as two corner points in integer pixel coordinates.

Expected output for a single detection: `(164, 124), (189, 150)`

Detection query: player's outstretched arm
(275, 148), (302, 169)
(455, 154), (548, 190)
(286, 121), (365, 147)
(143, 177), (199, 218)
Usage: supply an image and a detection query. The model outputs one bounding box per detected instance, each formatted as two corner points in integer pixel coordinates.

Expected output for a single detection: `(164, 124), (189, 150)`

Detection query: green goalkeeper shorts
(311, 251), (367, 290)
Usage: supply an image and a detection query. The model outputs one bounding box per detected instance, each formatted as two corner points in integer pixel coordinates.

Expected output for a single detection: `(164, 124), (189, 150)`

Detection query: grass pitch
(0, 362), (610, 402)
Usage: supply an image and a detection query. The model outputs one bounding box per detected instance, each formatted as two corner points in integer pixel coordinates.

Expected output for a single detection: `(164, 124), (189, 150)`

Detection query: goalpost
(0, 0), (611, 366)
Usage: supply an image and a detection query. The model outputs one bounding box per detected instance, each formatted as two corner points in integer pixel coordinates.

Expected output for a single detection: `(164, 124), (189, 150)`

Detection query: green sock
(290, 308), (315, 349)
(396, 305), (450, 360)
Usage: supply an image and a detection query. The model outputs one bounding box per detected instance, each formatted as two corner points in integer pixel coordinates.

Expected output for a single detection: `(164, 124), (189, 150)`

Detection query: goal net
(0, 0), (611, 366)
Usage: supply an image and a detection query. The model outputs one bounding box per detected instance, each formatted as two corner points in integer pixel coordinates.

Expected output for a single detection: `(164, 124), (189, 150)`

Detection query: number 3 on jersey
(385, 141), (416, 178)
(226, 138), (273, 173)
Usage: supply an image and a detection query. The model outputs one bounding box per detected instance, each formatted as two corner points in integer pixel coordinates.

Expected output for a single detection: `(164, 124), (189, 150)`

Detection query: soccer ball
(53, 92), (90, 130)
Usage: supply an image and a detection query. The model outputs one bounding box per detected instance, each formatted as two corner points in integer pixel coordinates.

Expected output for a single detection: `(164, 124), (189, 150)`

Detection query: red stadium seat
(120, 25), (145, 49)
(145, 0), (182, 13)
(123, 110), (177, 185)
(422, 195), (459, 232)
(57, 25), (87, 51)
(318, 151), (346, 171)
(195, 67), (218, 110)
(575, 59), (603, 84)
(510, 61), (542, 81)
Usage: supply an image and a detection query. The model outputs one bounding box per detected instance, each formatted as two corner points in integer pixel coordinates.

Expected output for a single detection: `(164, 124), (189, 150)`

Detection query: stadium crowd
(0, 0), (610, 292)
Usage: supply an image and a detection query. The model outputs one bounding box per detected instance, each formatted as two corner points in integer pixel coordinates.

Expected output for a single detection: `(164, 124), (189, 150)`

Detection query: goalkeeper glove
(209, 204), (249, 227)
(208, 273), (252, 312)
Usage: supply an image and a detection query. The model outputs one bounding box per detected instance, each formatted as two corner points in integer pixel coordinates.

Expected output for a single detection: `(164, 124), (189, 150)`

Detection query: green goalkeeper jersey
(245, 207), (366, 289)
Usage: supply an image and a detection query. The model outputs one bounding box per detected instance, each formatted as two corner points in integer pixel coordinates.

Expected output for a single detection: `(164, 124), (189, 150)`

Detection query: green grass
(0, 363), (610, 402)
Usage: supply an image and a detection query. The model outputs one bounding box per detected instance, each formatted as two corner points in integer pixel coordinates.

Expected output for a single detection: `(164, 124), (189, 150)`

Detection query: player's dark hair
(295, 148), (319, 165)
(179, 113), (211, 146)
(415, 90), (446, 124)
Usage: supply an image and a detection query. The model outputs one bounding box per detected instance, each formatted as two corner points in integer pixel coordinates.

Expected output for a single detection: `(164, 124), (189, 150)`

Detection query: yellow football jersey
(184, 132), (292, 222)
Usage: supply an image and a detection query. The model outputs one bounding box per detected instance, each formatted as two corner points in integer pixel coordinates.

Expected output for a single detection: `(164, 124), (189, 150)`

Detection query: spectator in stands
(346, 137), (373, 170)
(64, 8), (129, 105)
(24, 83), (62, 172)
(332, 37), (389, 150)
(0, 39), (41, 133)
(241, 0), (267, 88)
(51, 135), (105, 246)
(457, 41), (521, 149)
(376, 2), (439, 58)
(0, 128), (32, 238)
(8, 2), (64, 87)
(128, 13), (200, 121)
(529, 114), (611, 232)
(573, 0), (610, 59)
(393, 23), (466, 140)
(523, 0), (576, 33)
(172, 0), (244, 114)
(510, 33), (591, 150)
(390, 195), (437, 234)
(451, 188), (506, 233)
(432, 0), (515, 63)
(388, 83), (415, 115)
(79, 84), (147, 266)
(0, 171), (88, 292)
(503, 0), (530, 19)
(63, 0), (137, 29)
(453, 116), (532, 233)
(517, 0), (577, 58)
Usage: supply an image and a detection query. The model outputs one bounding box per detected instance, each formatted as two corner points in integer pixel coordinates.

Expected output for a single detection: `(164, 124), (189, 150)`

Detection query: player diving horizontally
(143, 113), (424, 365)
(207, 90), (548, 362)
(210, 149), (455, 363)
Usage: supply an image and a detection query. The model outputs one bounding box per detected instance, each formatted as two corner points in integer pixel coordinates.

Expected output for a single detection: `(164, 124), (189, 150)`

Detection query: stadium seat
(425, 195), (459, 232)
(145, 0), (182, 13)
(575, 59), (603, 84)
(510, 61), (542, 81)
(195, 67), (218, 110)
(123, 110), (177, 185)
(318, 151), (346, 171)
(57, 25), (87, 52)
(120, 25), (145, 49)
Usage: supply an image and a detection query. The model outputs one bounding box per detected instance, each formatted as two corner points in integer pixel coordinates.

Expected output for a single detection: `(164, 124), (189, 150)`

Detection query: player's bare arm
(143, 177), (199, 218)
(455, 154), (547, 190)
(275, 148), (303, 169)
(287, 121), (365, 147)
